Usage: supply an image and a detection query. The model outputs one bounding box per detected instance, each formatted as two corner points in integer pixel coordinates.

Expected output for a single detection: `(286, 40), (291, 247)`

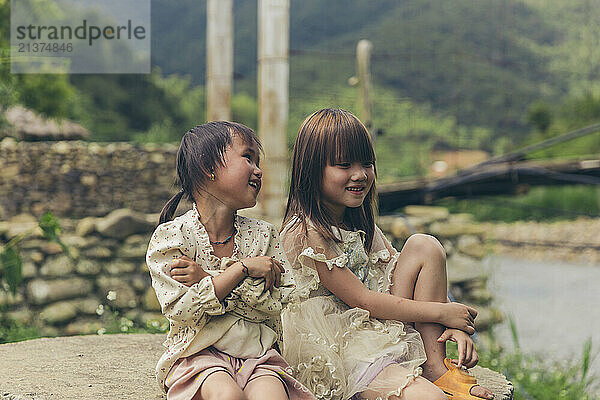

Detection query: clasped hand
(440, 302), (478, 335)
(239, 256), (285, 291)
(169, 255), (284, 291)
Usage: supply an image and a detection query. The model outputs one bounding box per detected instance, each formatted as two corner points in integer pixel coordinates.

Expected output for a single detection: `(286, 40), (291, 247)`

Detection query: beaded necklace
(209, 227), (237, 246)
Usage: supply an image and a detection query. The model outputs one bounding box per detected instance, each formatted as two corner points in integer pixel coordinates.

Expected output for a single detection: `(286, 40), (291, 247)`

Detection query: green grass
(446, 319), (598, 400)
(0, 314), (41, 344)
(436, 186), (600, 222)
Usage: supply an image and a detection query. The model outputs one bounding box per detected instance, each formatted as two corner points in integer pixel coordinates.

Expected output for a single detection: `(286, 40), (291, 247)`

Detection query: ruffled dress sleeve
(146, 220), (225, 328)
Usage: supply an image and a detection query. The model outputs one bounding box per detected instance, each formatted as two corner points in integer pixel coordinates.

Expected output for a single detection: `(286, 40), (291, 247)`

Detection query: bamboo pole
(206, 0), (233, 121)
(258, 0), (289, 220)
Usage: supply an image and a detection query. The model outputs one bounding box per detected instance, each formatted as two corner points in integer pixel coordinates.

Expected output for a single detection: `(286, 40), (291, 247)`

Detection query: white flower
(95, 304), (104, 316)
(106, 290), (117, 301)
(97, 328), (106, 335)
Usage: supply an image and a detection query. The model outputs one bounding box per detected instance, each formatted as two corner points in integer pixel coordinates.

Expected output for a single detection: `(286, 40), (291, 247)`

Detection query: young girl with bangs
(280, 109), (494, 400)
(146, 121), (314, 400)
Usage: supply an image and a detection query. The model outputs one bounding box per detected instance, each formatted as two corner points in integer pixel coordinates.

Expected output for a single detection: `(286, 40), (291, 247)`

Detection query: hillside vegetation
(1, 0), (600, 179)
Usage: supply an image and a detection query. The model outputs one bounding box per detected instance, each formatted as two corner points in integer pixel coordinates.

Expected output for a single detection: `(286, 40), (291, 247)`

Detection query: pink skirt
(165, 347), (315, 400)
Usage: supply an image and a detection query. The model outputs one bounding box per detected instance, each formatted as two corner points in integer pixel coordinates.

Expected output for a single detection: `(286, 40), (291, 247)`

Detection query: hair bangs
(328, 123), (376, 166)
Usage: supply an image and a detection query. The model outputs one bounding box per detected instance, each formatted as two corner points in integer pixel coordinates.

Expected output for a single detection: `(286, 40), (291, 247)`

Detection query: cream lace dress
(280, 218), (427, 399)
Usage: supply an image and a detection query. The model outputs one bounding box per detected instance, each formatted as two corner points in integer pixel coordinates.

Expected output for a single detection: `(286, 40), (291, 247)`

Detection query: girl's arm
(212, 257), (284, 301)
(314, 259), (477, 334)
(170, 256), (284, 301)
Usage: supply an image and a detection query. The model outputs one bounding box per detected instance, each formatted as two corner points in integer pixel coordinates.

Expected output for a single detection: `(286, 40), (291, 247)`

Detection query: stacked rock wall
(0, 209), (166, 337)
(0, 138), (178, 219)
(0, 205), (501, 337)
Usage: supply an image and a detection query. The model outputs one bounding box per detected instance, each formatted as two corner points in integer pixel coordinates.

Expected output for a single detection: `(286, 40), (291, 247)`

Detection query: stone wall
(0, 209), (165, 337)
(0, 138), (179, 219)
(0, 205), (501, 337)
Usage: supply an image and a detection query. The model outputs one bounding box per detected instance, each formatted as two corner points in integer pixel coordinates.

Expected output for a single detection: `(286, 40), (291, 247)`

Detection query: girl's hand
(170, 256), (209, 286)
(238, 256), (285, 291)
(440, 302), (478, 335)
(437, 328), (479, 368)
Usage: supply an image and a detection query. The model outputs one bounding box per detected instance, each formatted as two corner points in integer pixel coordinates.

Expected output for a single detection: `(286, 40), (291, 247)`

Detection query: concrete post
(258, 0), (289, 220)
(206, 0), (233, 121)
(357, 39), (373, 140)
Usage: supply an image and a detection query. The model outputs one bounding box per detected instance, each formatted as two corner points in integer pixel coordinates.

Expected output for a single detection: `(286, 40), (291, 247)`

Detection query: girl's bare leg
(244, 375), (288, 400)
(360, 364), (446, 400)
(390, 234), (493, 399)
(391, 234), (448, 380)
(194, 371), (246, 400)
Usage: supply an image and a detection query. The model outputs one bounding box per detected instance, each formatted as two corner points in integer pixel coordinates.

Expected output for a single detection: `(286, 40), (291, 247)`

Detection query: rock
(73, 297), (102, 315)
(96, 209), (154, 239)
(117, 241), (148, 259)
(5, 214), (43, 239)
(76, 217), (97, 237)
(40, 301), (78, 325)
(0, 291), (24, 307)
(82, 246), (113, 259)
(143, 288), (161, 311)
(64, 318), (103, 335)
(28, 250), (44, 264)
(378, 216), (418, 240)
(80, 174), (97, 187)
(131, 275), (149, 292)
(471, 305), (503, 331)
(38, 325), (60, 337)
(466, 288), (493, 304)
(7, 308), (33, 325)
(448, 213), (474, 224)
(446, 253), (487, 284)
(39, 254), (74, 276)
(21, 261), (38, 279)
(104, 260), (137, 275)
(0, 136), (18, 150)
(404, 205), (449, 221)
(0, 221), (9, 237)
(40, 242), (64, 255)
(75, 259), (103, 275)
(62, 235), (88, 248)
(457, 235), (487, 259)
(27, 278), (93, 305)
(96, 276), (138, 309)
(429, 221), (487, 238)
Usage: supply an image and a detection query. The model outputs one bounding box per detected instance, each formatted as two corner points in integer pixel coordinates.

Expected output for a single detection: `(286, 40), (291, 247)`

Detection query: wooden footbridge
(378, 123), (600, 213)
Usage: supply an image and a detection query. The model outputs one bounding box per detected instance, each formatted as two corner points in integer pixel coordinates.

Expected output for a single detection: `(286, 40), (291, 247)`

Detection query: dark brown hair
(159, 121), (261, 225)
(283, 108), (377, 251)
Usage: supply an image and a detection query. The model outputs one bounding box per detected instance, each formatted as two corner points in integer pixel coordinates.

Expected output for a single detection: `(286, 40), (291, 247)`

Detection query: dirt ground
(0, 334), (166, 400)
(0, 334), (513, 400)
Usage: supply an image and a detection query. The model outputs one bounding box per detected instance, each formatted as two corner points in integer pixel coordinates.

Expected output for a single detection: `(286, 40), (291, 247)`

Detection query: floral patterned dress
(146, 206), (297, 391)
(280, 218), (427, 400)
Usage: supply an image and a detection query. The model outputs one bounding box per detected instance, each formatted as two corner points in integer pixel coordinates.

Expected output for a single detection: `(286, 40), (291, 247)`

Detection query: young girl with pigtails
(280, 108), (495, 400)
(146, 121), (314, 400)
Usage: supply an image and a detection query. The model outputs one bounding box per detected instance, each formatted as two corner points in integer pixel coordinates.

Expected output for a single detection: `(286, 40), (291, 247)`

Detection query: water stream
(484, 255), (600, 380)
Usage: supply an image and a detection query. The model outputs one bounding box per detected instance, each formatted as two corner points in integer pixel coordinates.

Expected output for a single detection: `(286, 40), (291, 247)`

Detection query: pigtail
(159, 189), (185, 225)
